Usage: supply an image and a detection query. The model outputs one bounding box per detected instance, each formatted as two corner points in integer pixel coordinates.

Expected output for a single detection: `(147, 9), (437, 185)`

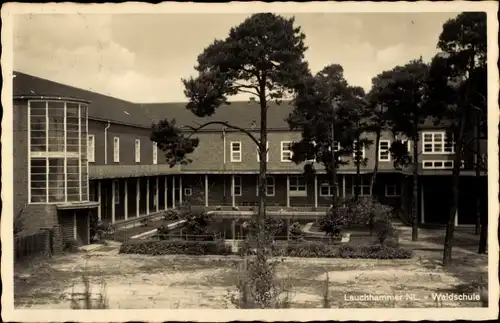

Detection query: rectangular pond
(167, 216), (318, 240)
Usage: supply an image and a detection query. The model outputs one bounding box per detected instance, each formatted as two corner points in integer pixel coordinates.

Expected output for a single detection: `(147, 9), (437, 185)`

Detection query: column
(314, 175), (318, 208)
(164, 177), (168, 210)
(420, 182), (425, 224)
(231, 174), (236, 207)
(172, 176), (176, 208)
(97, 181), (102, 221)
(136, 178), (140, 217)
(455, 209), (459, 227)
(73, 213), (77, 240)
(342, 175), (346, 199)
(111, 180), (116, 223)
(205, 174), (209, 207)
(231, 220), (236, 240)
(179, 176), (183, 205)
(124, 179), (128, 221)
(286, 175), (290, 208)
(146, 177), (150, 215)
(156, 176), (159, 212)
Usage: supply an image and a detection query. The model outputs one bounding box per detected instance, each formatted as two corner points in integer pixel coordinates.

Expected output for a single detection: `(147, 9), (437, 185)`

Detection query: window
(233, 176), (242, 196)
(352, 175), (372, 196)
(113, 137), (120, 162)
(257, 141), (269, 162)
(352, 140), (366, 159)
(114, 180), (120, 204)
(289, 175), (307, 197)
(184, 188), (192, 196)
(422, 131), (454, 154)
(152, 141), (158, 165)
(422, 160), (457, 169)
(319, 182), (339, 197)
(28, 101), (89, 203)
(256, 176), (275, 196)
(379, 140), (391, 161)
(87, 135), (95, 162)
(385, 184), (401, 197)
(135, 139), (141, 163)
(231, 141), (242, 162)
(281, 141), (293, 162)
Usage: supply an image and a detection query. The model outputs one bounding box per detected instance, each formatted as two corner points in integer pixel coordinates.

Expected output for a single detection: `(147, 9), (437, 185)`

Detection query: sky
(13, 12), (460, 103)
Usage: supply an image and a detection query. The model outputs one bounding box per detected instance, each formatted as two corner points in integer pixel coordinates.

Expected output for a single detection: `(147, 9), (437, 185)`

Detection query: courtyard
(14, 225), (488, 309)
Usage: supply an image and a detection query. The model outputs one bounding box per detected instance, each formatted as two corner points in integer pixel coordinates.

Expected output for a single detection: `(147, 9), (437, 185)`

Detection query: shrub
(319, 206), (349, 237)
(119, 239), (231, 256)
(182, 207), (212, 235)
(163, 209), (181, 221)
(64, 238), (79, 253)
(373, 216), (398, 246)
(229, 254), (293, 308)
(338, 244), (413, 259)
(288, 222), (304, 241)
(244, 217), (285, 244)
(70, 271), (108, 309)
(345, 197), (393, 232)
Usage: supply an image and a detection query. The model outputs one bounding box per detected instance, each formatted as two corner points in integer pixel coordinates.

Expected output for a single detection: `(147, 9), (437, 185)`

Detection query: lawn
(14, 225), (488, 309)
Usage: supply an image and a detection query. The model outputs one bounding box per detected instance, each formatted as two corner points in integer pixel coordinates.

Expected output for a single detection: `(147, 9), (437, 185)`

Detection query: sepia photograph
(1, 1), (498, 322)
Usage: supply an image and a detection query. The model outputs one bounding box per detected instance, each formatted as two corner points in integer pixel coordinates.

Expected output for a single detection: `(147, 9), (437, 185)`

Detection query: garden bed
(119, 238), (412, 259)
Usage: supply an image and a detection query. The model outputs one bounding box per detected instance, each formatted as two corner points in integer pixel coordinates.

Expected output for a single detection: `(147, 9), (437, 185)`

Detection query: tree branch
(184, 121), (260, 147)
(233, 82), (260, 97)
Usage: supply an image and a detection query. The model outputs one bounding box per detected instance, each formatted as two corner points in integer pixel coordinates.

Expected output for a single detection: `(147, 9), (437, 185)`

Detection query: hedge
(120, 239), (413, 259)
(239, 241), (413, 259)
(119, 239), (232, 256)
(338, 244), (413, 259)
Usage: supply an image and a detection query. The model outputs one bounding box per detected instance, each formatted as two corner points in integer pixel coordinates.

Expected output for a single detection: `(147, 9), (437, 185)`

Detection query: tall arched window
(28, 100), (89, 203)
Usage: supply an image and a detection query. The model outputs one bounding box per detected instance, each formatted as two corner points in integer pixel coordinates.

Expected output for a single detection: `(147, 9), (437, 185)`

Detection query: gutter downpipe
(104, 121), (111, 165)
(222, 126), (227, 202)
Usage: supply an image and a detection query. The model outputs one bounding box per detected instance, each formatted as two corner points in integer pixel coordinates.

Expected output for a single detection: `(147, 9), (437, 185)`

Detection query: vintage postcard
(1, 1), (498, 321)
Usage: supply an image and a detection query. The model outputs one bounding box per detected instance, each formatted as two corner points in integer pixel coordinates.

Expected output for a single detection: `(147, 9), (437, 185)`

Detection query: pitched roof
(13, 71), (294, 130)
(13, 72), (153, 128)
(142, 100), (293, 130)
(13, 71), (448, 131)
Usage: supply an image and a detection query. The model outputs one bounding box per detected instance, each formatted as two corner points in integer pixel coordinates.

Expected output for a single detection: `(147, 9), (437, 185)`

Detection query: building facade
(12, 72), (488, 246)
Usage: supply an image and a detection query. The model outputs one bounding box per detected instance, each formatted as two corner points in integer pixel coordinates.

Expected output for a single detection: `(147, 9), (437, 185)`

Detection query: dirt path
(14, 228), (488, 309)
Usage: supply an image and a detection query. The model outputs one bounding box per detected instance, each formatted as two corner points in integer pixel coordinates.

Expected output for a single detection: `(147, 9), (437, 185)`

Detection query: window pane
(30, 115), (46, 132)
(30, 101), (46, 116)
(30, 130), (47, 151)
(48, 158), (65, 202)
(67, 158), (79, 174)
(30, 158), (47, 202)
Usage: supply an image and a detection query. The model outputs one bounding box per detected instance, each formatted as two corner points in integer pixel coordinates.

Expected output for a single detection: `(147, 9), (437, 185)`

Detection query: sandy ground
(14, 226), (488, 309)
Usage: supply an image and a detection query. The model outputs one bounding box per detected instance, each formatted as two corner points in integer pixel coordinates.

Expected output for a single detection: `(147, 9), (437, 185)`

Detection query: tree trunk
(411, 132), (419, 241)
(370, 128), (382, 197)
(443, 111), (466, 266)
(474, 113), (481, 235)
(257, 83), (268, 259)
(478, 206), (487, 253)
(354, 130), (361, 201)
(330, 101), (337, 207)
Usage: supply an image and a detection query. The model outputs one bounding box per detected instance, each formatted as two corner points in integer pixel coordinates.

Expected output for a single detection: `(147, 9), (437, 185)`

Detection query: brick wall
(58, 211), (75, 244)
(13, 100), (29, 222)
